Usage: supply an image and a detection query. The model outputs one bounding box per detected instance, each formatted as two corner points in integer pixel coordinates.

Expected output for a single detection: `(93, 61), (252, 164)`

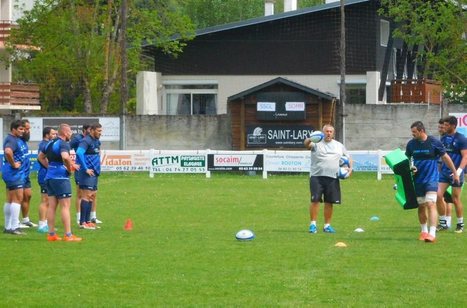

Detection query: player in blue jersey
(36, 127), (57, 233)
(18, 119), (37, 229)
(38, 123), (81, 242)
(405, 121), (459, 243)
(436, 116), (467, 233)
(70, 124), (90, 225)
(76, 123), (102, 230)
(2, 120), (26, 235)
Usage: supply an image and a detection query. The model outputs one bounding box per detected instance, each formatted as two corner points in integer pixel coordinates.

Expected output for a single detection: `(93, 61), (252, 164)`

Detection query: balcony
(391, 79), (442, 104)
(0, 20), (15, 46)
(0, 82), (41, 110)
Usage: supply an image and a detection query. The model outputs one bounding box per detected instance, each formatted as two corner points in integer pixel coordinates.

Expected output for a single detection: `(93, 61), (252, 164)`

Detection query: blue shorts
(79, 175), (98, 191)
(46, 179), (72, 199)
(439, 171), (464, 187)
(74, 171), (81, 185)
(39, 183), (48, 194)
(23, 177), (31, 189)
(414, 181), (438, 197)
(4, 179), (24, 191)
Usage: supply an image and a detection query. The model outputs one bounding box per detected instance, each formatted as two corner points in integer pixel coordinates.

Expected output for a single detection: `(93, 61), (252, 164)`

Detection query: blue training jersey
(18, 138), (30, 178)
(440, 132), (467, 173)
(77, 135), (101, 175)
(69, 133), (84, 152)
(406, 135), (446, 184)
(2, 134), (25, 183)
(37, 139), (49, 185)
(43, 138), (71, 180)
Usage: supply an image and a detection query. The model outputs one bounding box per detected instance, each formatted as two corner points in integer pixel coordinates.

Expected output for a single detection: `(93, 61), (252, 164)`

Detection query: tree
(2, 0), (195, 113)
(180, 0), (324, 29)
(379, 0), (466, 104)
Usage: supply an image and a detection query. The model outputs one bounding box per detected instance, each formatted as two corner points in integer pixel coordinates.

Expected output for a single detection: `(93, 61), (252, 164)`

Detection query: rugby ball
(339, 155), (350, 167)
(338, 167), (350, 179)
(309, 131), (324, 143)
(235, 229), (255, 241)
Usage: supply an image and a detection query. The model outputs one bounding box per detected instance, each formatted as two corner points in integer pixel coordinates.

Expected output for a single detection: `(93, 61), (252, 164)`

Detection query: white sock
(9, 203), (21, 230)
(439, 215), (446, 225)
(38, 220), (47, 228)
(4, 202), (11, 230)
(458, 217), (464, 224)
(324, 223), (330, 229)
(22, 217), (30, 223)
(76, 212), (80, 222)
(446, 216), (452, 228)
(310, 221), (316, 226)
(429, 226), (436, 237)
(91, 211), (96, 219)
(421, 224), (428, 233)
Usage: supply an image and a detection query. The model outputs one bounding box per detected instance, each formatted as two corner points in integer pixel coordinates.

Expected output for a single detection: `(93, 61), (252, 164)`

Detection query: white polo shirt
(310, 139), (347, 178)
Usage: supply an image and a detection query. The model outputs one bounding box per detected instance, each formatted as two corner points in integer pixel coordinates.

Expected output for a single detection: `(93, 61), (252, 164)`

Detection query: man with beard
(2, 120), (26, 235)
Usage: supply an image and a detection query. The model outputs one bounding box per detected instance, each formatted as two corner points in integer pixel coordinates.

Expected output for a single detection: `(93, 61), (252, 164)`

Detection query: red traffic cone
(124, 218), (133, 231)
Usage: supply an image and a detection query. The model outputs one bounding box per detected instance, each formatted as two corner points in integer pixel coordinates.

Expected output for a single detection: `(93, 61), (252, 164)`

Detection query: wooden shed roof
(227, 77), (336, 102)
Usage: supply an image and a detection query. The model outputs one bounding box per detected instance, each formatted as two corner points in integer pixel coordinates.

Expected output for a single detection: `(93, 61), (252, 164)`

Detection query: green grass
(1, 172), (466, 306)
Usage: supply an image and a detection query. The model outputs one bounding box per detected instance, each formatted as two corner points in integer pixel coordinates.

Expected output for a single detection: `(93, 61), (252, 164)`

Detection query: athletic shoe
(418, 232), (429, 241)
(309, 224), (317, 234)
(18, 223), (30, 229)
(455, 223), (464, 233)
(436, 224), (448, 232)
(47, 234), (62, 241)
(323, 225), (336, 233)
(22, 221), (38, 228)
(3, 228), (10, 234)
(79, 223), (96, 230)
(424, 235), (436, 243)
(64, 234), (82, 242)
(91, 218), (103, 224)
(11, 228), (26, 235)
(37, 225), (49, 233)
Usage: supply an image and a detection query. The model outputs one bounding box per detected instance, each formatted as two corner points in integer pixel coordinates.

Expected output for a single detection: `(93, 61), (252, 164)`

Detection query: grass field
(1, 172), (466, 306)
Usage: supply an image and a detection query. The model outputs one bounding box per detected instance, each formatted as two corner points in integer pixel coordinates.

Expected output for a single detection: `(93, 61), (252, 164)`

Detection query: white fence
(1, 149), (395, 180)
(99, 149), (394, 179)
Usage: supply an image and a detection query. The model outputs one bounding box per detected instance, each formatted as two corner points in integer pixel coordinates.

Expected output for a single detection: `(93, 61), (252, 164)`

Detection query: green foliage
(379, 0), (466, 101)
(180, 0), (324, 29)
(2, 0), (195, 113)
(1, 172), (466, 306)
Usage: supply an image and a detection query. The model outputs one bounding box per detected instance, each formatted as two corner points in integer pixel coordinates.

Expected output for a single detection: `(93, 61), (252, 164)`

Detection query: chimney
(284, 0), (297, 12)
(265, 0), (275, 16)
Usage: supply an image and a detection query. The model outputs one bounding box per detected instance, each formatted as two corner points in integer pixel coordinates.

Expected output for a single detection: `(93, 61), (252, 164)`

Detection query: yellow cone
(335, 242), (347, 248)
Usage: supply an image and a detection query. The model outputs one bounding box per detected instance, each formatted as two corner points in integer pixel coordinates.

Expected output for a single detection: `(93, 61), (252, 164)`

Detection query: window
(345, 84), (366, 104)
(164, 83), (218, 115)
(380, 20), (390, 47)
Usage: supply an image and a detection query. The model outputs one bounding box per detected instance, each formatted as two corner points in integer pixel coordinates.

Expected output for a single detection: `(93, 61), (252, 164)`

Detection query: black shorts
(309, 176), (341, 204)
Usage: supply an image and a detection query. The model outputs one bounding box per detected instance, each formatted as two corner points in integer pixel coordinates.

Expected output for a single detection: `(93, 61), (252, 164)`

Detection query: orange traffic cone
(124, 219), (133, 231)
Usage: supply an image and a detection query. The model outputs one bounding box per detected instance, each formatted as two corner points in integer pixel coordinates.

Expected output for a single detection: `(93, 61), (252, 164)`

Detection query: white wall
(12, 0), (35, 21)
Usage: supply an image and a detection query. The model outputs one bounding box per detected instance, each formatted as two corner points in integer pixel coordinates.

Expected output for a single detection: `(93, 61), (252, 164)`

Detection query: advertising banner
(449, 113), (467, 137)
(26, 117), (120, 141)
(208, 154), (263, 171)
(264, 152), (310, 172)
(100, 150), (151, 172)
(151, 154), (206, 173)
(246, 125), (314, 148)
